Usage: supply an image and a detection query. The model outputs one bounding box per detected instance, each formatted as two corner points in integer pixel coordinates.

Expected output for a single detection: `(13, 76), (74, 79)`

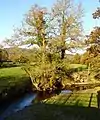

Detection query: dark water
(0, 92), (37, 120)
(0, 90), (71, 120)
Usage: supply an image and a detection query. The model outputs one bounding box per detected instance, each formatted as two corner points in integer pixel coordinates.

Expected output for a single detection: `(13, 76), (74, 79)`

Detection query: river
(0, 90), (71, 120)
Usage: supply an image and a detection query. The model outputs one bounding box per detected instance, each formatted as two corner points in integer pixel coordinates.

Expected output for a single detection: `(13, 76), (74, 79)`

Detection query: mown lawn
(70, 64), (87, 69)
(5, 89), (100, 120)
(0, 67), (26, 77)
(43, 91), (97, 108)
(0, 67), (30, 95)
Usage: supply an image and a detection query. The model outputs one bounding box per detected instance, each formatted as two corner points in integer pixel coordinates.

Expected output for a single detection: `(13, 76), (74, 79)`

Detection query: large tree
(50, 0), (83, 59)
(11, 5), (57, 91)
(3, 1), (84, 91)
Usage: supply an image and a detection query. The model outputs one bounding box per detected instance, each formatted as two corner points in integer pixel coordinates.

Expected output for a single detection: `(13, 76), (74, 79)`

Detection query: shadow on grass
(88, 93), (93, 107)
(5, 91), (100, 120)
(97, 90), (100, 109)
(5, 102), (100, 120)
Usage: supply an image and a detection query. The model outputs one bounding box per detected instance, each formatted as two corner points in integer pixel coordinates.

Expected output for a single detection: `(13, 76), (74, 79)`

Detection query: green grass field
(0, 67), (26, 77)
(70, 64), (87, 69)
(0, 67), (30, 93)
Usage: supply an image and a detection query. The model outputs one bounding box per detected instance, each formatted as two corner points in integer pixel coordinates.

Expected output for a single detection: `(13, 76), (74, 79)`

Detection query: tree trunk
(61, 48), (65, 59)
(60, 12), (67, 59)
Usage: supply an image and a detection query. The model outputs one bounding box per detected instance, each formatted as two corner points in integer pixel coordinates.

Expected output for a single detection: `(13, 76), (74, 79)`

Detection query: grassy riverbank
(1, 65), (100, 120)
(5, 88), (100, 120)
(0, 67), (31, 103)
(0, 64), (87, 93)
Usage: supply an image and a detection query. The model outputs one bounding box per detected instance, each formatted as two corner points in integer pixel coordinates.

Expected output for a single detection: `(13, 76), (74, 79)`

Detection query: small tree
(0, 49), (8, 66)
(72, 53), (81, 64)
(85, 3), (100, 77)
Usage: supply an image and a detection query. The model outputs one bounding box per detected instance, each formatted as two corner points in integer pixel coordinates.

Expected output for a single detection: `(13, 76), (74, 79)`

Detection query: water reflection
(61, 90), (72, 94)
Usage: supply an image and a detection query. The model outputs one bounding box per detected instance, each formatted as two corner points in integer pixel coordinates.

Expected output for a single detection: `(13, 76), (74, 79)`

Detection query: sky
(0, 0), (100, 43)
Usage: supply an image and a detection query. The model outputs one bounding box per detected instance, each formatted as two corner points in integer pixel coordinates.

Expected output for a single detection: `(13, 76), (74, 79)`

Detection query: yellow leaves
(67, 16), (75, 26)
(89, 27), (100, 44)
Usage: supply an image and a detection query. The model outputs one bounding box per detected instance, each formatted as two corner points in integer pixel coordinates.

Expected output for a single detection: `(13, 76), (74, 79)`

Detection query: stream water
(0, 90), (71, 120)
(0, 92), (37, 120)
